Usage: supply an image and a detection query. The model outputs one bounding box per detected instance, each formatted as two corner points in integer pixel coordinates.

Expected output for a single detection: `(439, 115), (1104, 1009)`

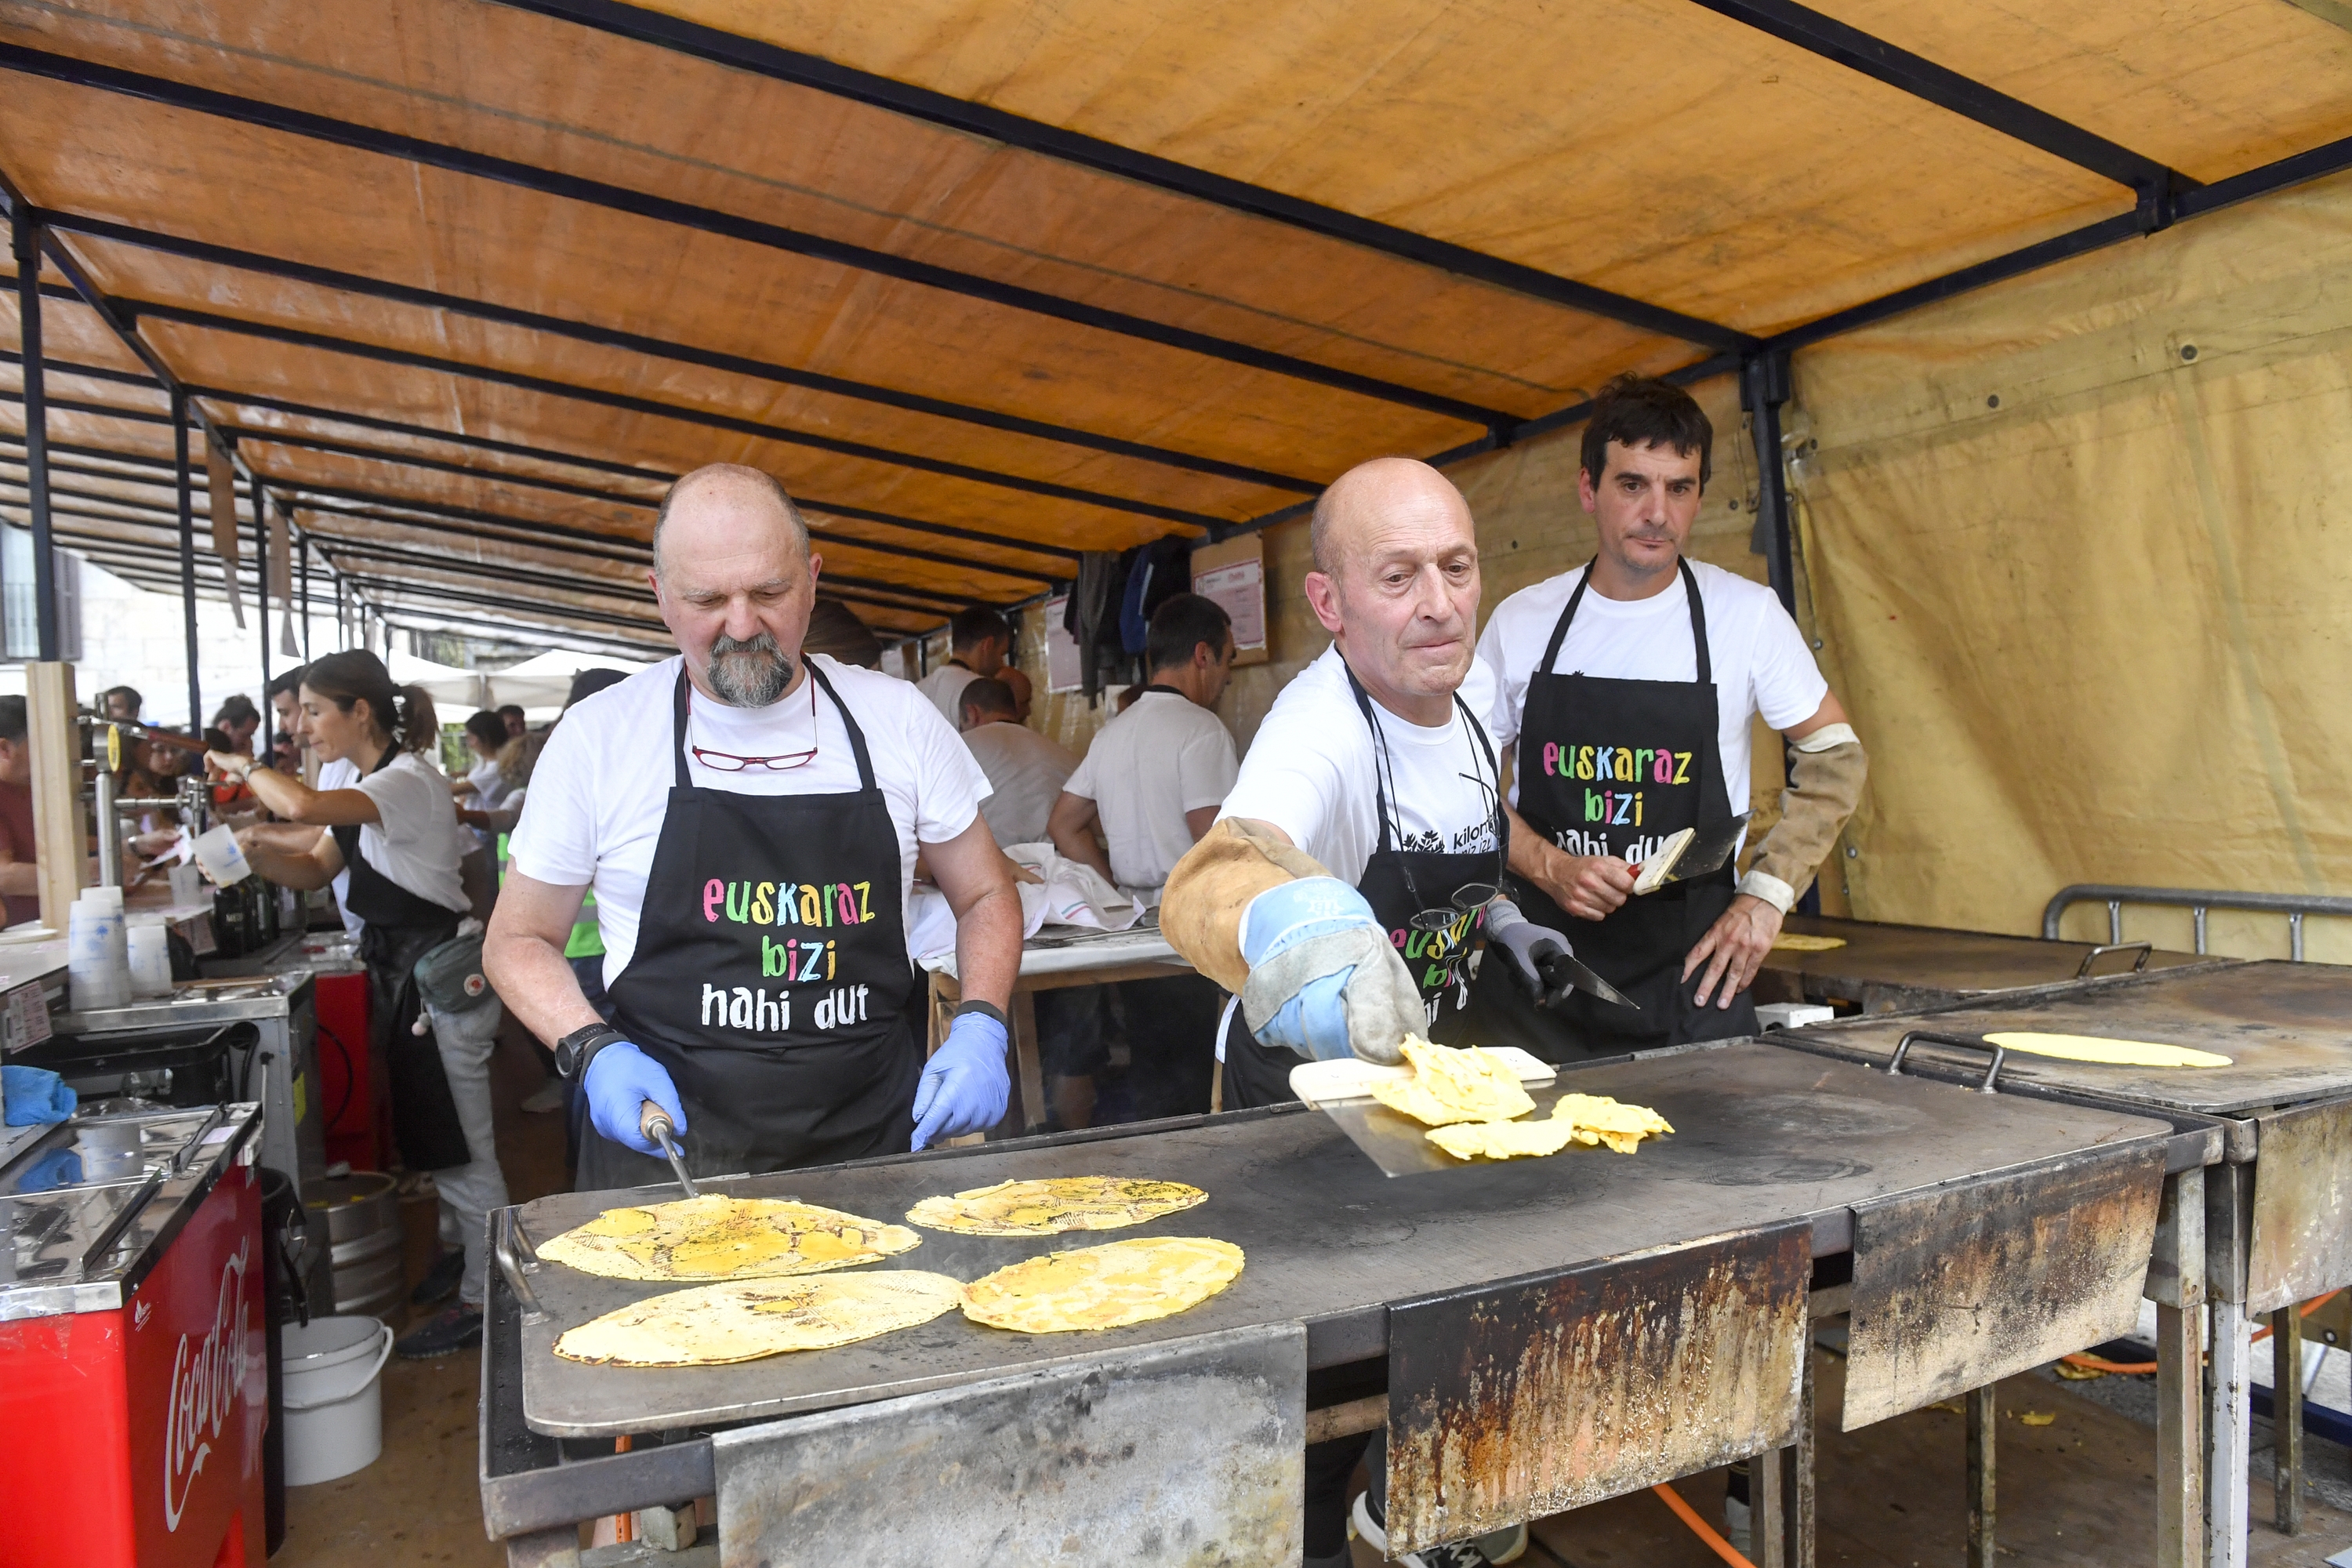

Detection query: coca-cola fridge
(0, 1103), (267, 1568)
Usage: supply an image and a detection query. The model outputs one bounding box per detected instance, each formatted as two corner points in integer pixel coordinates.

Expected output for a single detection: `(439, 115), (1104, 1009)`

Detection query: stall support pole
(299, 532), (312, 660)
(12, 209), (58, 661)
(2206, 1162), (2253, 1568)
(173, 392), (202, 736)
(2154, 1165), (2205, 1568)
(24, 663), (82, 927)
(254, 482), (270, 705)
(1740, 347), (1816, 915)
(2272, 1305), (2303, 1534)
(1965, 1384), (1996, 1568)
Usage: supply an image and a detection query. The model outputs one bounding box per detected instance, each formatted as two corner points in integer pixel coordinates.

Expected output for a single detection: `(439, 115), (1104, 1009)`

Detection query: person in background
(499, 703), (527, 741)
(0, 698), (42, 927)
(448, 710), (513, 848)
(1048, 593), (1239, 1123)
(100, 685), (143, 724)
(1002, 666), (1036, 725)
(212, 695), (263, 757)
(960, 680), (1076, 850)
(266, 667), (307, 768)
(915, 606), (1011, 728)
(222, 652), (507, 1359)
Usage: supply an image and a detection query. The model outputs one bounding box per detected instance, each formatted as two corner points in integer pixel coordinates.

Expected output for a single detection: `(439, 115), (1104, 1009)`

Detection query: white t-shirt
(345, 750), (470, 916)
(317, 756), (364, 938)
(961, 721), (1077, 849)
(1477, 559), (1828, 815)
(510, 655), (989, 985)
(1218, 646), (1503, 888)
(1063, 690), (1239, 899)
(914, 664), (982, 730)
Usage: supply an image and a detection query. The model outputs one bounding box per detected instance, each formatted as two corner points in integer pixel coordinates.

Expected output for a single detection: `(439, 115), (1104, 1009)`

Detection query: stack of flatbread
(1368, 1037), (1535, 1126)
(1428, 1091), (1675, 1161)
(554, 1272), (964, 1367)
(906, 1176), (1205, 1235)
(538, 1194), (920, 1281)
(963, 1236), (1245, 1334)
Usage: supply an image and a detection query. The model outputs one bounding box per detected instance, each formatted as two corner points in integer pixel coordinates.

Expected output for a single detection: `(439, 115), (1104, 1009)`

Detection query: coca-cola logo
(162, 1239), (252, 1533)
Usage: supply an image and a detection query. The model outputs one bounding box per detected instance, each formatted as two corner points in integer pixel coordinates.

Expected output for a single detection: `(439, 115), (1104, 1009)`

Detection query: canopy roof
(2, 0), (2348, 652)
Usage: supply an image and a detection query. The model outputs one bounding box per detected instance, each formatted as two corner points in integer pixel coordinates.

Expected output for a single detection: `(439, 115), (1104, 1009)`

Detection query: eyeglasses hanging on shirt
(687, 677), (819, 772)
(1344, 667), (1508, 932)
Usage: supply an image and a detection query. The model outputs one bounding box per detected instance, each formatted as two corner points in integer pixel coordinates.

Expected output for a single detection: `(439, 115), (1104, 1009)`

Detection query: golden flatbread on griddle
(538, 1193), (920, 1281)
(1770, 933), (1848, 952)
(554, 1271), (963, 1367)
(1428, 1117), (1581, 1161)
(1369, 1037), (1536, 1127)
(1983, 1032), (2232, 1069)
(961, 1237), (1244, 1334)
(906, 1176), (1206, 1236)
(1552, 1092), (1675, 1153)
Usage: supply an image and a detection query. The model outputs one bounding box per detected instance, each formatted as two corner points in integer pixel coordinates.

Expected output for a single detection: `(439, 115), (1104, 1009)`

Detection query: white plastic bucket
(281, 1315), (394, 1485)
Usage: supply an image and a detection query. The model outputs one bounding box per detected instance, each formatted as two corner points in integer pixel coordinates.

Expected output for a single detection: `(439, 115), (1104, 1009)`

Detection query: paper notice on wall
(1189, 536), (1267, 665)
(205, 435), (245, 629)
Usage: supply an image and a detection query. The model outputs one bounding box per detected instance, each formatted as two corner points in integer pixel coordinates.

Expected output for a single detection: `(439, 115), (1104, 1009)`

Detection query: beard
(707, 631), (794, 707)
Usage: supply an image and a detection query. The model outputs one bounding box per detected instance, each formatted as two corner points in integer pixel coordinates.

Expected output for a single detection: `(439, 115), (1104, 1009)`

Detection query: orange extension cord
(2060, 1289), (2341, 1376)
(1653, 1482), (1758, 1568)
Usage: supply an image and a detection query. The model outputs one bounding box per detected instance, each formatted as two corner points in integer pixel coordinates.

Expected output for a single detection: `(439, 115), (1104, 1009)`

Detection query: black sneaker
(410, 1247), (465, 1307)
(396, 1304), (483, 1359)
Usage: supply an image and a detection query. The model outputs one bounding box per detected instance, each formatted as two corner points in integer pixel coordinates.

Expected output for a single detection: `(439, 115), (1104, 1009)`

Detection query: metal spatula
(638, 1102), (699, 1199)
(1633, 811), (1753, 894)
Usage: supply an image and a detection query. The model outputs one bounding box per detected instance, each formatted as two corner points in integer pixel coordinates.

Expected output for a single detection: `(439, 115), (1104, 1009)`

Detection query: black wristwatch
(554, 1022), (628, 1080)
(953, 1000), (1007, 1029)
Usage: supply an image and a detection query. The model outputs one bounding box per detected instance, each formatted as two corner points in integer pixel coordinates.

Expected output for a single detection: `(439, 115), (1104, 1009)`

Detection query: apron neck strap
(670, 659), (878, 790)
(1341, 659), (1501, 862)
(1540, 556), (1712, 685)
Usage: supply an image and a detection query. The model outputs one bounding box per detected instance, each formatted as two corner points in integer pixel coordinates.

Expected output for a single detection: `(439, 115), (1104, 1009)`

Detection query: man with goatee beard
(488, 464), (1023, 1189)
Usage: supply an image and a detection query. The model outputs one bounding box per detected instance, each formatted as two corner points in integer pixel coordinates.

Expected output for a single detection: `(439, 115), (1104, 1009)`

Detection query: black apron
(575, 664), (923, 1191)
(1225, 665), (1559, 1108)
(1506, 558), (1758, 1049)
(332, 749), (470, 1172)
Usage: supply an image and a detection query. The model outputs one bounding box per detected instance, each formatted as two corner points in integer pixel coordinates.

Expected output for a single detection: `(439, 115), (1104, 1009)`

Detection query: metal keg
(305, 1171), (402, 1323)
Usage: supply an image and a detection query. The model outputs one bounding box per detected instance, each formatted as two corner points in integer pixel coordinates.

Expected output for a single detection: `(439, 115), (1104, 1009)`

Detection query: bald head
(1309, 458), (1472, 574)
(648, 464), (825, 708)
(1301, 456), (1481, 725)
(652, 463), (809, 576)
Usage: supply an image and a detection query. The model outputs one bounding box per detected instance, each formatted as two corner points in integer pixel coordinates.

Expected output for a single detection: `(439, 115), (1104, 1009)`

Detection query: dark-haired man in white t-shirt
(1479, 373), (1867, 1058)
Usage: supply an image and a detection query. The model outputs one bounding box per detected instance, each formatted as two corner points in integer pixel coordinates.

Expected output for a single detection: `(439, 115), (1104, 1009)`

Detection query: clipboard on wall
(1188, 535), (1269, 667)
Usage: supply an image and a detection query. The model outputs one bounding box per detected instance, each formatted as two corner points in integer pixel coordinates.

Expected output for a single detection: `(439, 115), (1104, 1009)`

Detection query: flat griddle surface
(1793, 960), (2352, 1114)
(1768, 915), (2213, 997)
(515, 1042), (2164, 1437)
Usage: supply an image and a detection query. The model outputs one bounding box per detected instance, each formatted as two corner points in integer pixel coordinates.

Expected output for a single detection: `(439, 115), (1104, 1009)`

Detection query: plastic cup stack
(68, 888), (132, 1012)
(126, 914), (173, 999)
(191, 825), (253, 887)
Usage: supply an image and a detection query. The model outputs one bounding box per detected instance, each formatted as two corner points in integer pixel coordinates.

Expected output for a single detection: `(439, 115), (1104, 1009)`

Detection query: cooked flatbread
(539, 1194), (920, 1281)
(1983, 1032), (2232, 1069)
(554, 1272), (964, 1367)
(961, 1237), (1244, 1334)
(1770, 933), (1848, 952)
(1369, 1037), (1537, 1127)
(906, 1177), (1207, 1236)
(1428, 1117), (1581, 1161)
(1552, 1092), (1676, 1153)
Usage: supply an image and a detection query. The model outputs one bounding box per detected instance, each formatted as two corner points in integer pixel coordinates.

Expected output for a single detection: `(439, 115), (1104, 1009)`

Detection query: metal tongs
(639, 1102), (699, 1198)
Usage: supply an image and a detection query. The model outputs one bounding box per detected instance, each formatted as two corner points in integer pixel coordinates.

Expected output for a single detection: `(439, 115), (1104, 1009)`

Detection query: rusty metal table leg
(1966, 1383), (1996, 1568)
(2273, 1303), (2303, 1534)
(2209, 1300), (2252, 1568)
(2158, 1303), (2204, 1568)
(1756, 1338), (1816, 1568)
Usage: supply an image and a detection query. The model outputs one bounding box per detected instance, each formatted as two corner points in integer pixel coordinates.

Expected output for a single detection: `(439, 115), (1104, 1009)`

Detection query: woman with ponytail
(214, 649), (510, 1359)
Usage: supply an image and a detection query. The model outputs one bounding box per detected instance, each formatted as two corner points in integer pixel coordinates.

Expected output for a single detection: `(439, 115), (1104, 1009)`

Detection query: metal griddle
(509, 1040), (2170, 1439)
(1784, 959), (2352, 1116)
(1759, 913), (2220, 1014)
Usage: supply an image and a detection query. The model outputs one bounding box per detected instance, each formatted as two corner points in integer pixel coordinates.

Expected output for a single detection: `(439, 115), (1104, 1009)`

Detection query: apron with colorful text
(575, 665), (921, 1191)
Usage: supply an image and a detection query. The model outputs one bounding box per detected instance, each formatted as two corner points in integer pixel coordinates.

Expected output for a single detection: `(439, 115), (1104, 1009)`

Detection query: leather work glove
(1483, 897), (1581, 1009)
(912, 1011), (1012, 1151)
(583, 1042), (687, 1156)
(1237, 877), (1423, 1065)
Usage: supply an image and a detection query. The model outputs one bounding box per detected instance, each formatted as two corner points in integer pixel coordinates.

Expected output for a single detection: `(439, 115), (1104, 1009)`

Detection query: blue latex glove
(583, 1042), (687, 1156)
(911, 1012), (1011, 1151)
(1239, 877), (1424, 1064)
(2, 1065), (77, 1127)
